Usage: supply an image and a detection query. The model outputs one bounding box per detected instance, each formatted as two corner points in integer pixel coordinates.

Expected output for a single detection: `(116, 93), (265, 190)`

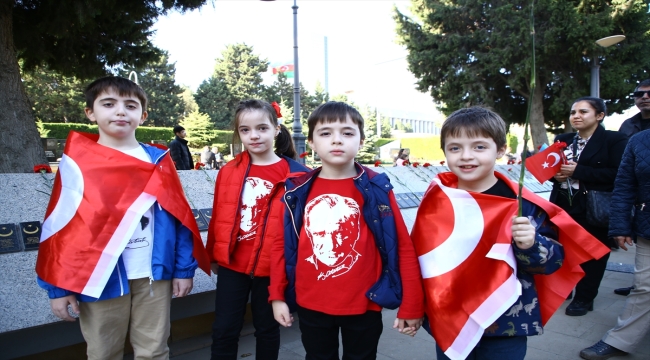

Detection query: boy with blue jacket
(269, 101), (424, 359)
(36, 76), (209, 360)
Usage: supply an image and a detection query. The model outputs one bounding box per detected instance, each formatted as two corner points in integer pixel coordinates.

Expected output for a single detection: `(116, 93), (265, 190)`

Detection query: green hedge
(374, 138), (395, 148)
(400, 136), (445, 161)
(41, 123), (233, 145)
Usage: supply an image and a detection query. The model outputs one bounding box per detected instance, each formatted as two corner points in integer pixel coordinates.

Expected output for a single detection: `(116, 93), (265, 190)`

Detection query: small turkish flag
(525, 141), (567, 183)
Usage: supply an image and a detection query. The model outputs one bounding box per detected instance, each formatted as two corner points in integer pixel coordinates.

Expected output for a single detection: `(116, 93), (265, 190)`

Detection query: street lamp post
(591, 35), (625, 98)
(291, 0), (306, 163)
(262, 0), (306, 162)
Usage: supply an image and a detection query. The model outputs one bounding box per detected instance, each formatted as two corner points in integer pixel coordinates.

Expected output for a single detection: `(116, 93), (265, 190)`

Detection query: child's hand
(512, 216), (535, 250)
(271, 300), (293, 327)
(50, 295), (79, 321)
(393, 318), (422, 337)
(173, 278), (193, 297)
(211, 262), (219, 275)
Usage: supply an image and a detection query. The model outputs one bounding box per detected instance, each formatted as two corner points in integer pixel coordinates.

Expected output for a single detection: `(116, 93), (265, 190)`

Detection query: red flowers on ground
(194, 162), (205, 170)
(374, 160), (381, 167)
(412, 162), (420, 168)
(271, 101), (283, 118)
(403, 160), (410, 166)
(439, 161), (445, 165)
(299, 151), (308, 158)
(34, 164), (52, 173)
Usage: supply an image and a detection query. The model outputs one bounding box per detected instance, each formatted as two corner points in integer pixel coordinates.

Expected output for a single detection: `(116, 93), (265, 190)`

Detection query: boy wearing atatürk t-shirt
(269, 101), (424, 359)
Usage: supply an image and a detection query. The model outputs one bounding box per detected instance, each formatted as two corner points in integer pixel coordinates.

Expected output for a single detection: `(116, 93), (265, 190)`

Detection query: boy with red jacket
(269, 102), (424, 358)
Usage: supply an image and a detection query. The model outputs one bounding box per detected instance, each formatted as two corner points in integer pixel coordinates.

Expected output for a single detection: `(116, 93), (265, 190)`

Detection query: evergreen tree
(180, 111), (214, 148)
(2, 0), (208, 173)
(264, 72), (293, 107)
(195, 77), (232, 129)
(21, 65), (87, 123)
(122, 51), (184, 127)
(395, 0), (650, 149)
(179, 86), (198, 120)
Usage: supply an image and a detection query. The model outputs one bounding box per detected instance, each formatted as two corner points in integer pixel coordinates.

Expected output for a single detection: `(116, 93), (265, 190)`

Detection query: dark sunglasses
(632, 90), (650, 98)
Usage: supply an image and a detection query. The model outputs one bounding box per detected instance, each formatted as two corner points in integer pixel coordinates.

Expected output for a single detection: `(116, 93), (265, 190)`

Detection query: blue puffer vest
(282, 163), (402, 312)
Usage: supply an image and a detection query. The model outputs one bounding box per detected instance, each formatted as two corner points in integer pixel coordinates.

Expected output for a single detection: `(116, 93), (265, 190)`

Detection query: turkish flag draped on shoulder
(525, 141), (568, 183)
(411, 171), (608, 360)
(36, 131), (210, 298)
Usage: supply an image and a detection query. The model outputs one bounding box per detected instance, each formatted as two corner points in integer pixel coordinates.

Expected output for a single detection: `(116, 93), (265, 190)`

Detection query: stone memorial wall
(0, 165), (550, 358)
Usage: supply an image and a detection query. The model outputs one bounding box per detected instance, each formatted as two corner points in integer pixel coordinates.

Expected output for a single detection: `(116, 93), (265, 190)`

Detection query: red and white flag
(525, 141), (567, 183)
(411, 171), (609, 360)
(36, 131), (210, 298)
(271, 64), (294, 74)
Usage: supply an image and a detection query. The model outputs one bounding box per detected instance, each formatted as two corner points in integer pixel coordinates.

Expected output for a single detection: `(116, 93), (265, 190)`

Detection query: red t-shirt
(223, 159), (289, 273)
(295, 177), (383, 315)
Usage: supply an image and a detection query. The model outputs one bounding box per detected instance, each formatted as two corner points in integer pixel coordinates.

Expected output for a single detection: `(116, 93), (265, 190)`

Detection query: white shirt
(119, 146), (154, 280)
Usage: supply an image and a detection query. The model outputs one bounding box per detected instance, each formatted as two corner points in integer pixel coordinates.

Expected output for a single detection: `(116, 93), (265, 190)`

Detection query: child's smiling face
(443, 132), (506, 192)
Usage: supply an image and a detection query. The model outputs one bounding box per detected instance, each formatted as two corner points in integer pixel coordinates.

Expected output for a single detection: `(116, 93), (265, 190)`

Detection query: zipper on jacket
(149, 207), (158, 296)
(117, 265), (124, 297)
(229, 161), (252, 263)
(249, 184), (281, 278)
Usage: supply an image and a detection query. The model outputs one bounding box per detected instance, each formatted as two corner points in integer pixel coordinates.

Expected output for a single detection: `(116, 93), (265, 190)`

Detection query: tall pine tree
(395, 0), (650, 149)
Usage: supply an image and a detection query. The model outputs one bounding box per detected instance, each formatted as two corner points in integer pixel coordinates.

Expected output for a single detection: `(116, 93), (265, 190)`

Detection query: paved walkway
(169, 246), (649, 359)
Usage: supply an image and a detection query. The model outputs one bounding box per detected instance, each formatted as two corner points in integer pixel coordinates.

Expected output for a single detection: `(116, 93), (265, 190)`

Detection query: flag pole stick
(518, 0), (536, 217)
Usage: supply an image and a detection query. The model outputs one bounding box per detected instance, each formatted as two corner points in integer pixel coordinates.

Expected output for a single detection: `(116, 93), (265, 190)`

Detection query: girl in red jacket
(206, 100), (309, 360)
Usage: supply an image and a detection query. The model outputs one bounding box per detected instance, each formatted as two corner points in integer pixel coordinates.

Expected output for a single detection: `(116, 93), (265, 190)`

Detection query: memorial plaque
(192, 209), (209, 231)
(199, 208), (213, 223)
(405, 193), (421, 206)
(20, 221), (42, 250)
(0, 224), (21, 254)
(402, 194), (418, 208)
(393, 193), (410, 209)
(416, 192), (425, 200)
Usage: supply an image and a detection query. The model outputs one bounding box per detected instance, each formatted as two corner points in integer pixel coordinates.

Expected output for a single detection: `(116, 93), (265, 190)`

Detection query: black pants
(574, 222), (611, 303)
(210, 267), (280, 360)
(297, 306), (383, 360)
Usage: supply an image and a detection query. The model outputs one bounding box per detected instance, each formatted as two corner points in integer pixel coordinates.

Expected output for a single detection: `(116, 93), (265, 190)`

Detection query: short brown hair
(84, 76), (148, 111)
(440, 107), (507, 151)
(307, 102), (365, 141)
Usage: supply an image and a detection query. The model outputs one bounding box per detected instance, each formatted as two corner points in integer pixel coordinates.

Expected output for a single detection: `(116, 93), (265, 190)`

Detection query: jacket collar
(576, 123), (605, 164)
(140, 143), (169, 164)
(175, 136), (188, 145)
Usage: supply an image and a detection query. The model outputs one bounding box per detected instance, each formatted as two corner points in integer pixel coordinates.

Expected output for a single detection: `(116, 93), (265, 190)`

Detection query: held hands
(511, 216), (535, 250)
(559, 160), (577, 177)
(393, 318), (423, 337)
(50, 295), (79, 321)
(272, 300), (294, 327)
(173, 278), (193, 297)
(615, 236), (634, 251)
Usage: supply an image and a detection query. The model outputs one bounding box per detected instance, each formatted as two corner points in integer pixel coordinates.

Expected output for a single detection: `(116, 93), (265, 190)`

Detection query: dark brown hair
(84, 76), (148, 111)
(307, 101), (365, 141)
(440, 106), (507, 151)
(232, 99), (297, 159)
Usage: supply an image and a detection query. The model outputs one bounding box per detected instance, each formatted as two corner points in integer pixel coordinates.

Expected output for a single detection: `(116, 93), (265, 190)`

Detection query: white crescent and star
(40, 154), (84, 243)
(418, 178), (484, 278)
(546, 152), (561, 167)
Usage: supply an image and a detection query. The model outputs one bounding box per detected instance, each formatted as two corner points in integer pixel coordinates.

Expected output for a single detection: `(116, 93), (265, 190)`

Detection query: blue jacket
(609, 130), (650, 239)
(486, 198), (563, 337)
(38, 144), (198, 302)
(282, 164), (402, 312)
